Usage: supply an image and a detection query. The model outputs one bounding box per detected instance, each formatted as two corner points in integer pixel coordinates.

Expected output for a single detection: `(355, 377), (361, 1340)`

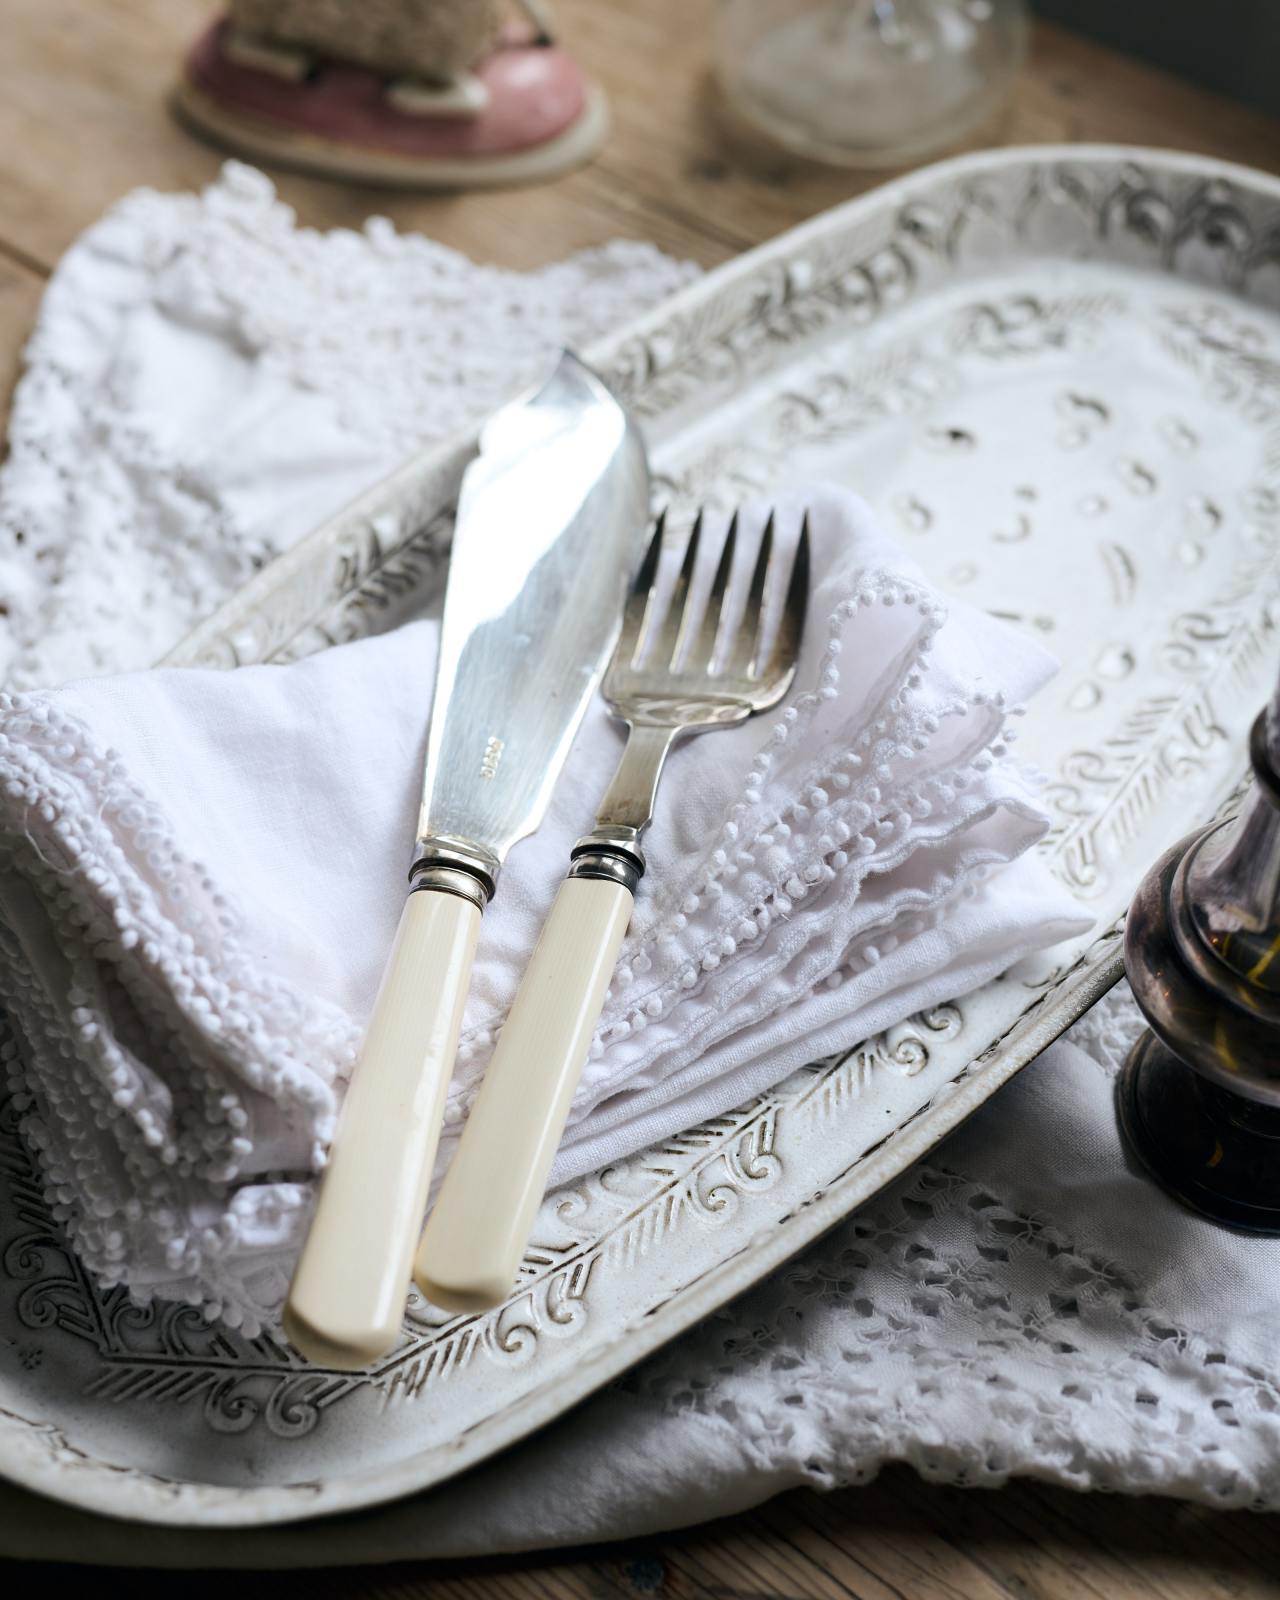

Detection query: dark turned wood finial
(1119, 697), (1280, 1232)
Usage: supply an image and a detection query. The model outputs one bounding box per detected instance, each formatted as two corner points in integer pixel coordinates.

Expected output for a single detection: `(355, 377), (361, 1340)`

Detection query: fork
(415, 505), (810, 1312)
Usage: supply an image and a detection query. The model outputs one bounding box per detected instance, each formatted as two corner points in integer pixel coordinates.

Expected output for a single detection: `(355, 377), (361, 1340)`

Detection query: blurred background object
(713, 0), (1029, 168)
(1033, 0), (1280, 117)
(226, 0), (504, 82)
(172, 0), (608, 188)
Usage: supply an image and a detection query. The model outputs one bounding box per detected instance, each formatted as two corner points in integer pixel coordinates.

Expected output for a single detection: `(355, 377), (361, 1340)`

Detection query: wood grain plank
(892, 1472), (1280, 1600)
(4, 3), (1280, 284)
(755, 1491), (1018, 1600)
(546, 8), (1280, 256)
(0, 0), (727, 272)
(9, 1473), (1280, 1597)
(882, 1477), (1122, 1600)
(667, 1515), (898, 1600)
(999, 1481), (1280, 1600)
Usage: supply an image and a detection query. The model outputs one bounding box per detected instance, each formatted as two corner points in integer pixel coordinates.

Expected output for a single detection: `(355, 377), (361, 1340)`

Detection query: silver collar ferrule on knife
(284, 351), (649, 1369)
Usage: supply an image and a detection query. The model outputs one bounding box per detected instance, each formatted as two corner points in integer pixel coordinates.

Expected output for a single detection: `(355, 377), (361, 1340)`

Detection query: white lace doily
(1, 168), (1278, 1552)
(0, 162), (698, 687)
(622, 984), (1280, 1510)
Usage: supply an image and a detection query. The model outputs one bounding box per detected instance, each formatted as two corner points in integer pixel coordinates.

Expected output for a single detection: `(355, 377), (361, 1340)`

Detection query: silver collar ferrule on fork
(565, 721), (680, 893)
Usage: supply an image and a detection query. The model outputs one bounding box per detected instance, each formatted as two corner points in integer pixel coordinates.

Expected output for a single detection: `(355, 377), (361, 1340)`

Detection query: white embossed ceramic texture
(3, 145), (1280, 1526)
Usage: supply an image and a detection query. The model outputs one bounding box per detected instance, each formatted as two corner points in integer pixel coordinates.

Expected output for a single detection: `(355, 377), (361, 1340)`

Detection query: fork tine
(730, 509), (775, 678)
(618, 510), (665, 666)
(681, 510), (737, 674)
(656, 510), (701, 669)
(761, 513), (810, 684)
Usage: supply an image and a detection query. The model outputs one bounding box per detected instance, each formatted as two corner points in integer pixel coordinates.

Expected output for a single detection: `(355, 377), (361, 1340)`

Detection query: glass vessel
(1119, 694), (1280, 1234)
(714, 0), (1028, 168)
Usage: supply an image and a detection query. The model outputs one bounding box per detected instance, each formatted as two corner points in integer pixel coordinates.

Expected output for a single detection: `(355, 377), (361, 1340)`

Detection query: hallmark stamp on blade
(480, 735), (504, 780)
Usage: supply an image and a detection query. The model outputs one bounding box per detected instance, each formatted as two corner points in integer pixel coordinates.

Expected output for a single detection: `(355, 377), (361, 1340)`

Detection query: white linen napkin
(0, 483), (1086, 1334)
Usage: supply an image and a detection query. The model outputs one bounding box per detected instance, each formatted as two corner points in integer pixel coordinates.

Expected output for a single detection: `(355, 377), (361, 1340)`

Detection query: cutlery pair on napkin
(288, 354), (811, 1360)
(0, 364), (1087, 1356)
(417, 503), (809, 1318)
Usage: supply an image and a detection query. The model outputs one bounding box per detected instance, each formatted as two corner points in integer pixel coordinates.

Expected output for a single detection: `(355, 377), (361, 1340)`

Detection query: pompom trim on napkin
(0, 498), (1087, 1335)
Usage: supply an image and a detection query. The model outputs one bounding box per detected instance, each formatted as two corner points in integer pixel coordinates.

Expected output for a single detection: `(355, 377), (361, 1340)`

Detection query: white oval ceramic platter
(3, 145), (1279, 1527)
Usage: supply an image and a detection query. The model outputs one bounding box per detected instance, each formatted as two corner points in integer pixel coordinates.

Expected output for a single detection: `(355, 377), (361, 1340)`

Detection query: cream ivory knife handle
(415, 875), (632, 1313)
(284, 887), (481, 1368)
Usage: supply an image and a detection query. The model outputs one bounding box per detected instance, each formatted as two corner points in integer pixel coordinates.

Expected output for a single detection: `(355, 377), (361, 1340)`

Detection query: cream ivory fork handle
(284, 884), (480, 1369)
(415, 873), (632, 1312)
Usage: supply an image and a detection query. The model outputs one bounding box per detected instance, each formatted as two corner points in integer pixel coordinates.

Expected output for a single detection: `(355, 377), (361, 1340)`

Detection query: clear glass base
(714, 0), (1028, 168)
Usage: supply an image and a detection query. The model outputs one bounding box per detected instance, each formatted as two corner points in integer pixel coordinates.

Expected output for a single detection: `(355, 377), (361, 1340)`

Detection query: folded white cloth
(0, 163), (698, 690)
(0, 484), (1084, 1332)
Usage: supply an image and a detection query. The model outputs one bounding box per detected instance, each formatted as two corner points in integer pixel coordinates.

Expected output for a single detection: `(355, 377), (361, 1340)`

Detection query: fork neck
(568, 722), (681, 892)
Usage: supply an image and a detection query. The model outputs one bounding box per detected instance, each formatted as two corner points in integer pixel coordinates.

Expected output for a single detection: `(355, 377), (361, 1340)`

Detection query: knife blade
(284, 351), (649, 1368)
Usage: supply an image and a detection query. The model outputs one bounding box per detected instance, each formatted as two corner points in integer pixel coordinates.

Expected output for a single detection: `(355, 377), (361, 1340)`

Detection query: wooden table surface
(4, 3), (1280, 1595)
